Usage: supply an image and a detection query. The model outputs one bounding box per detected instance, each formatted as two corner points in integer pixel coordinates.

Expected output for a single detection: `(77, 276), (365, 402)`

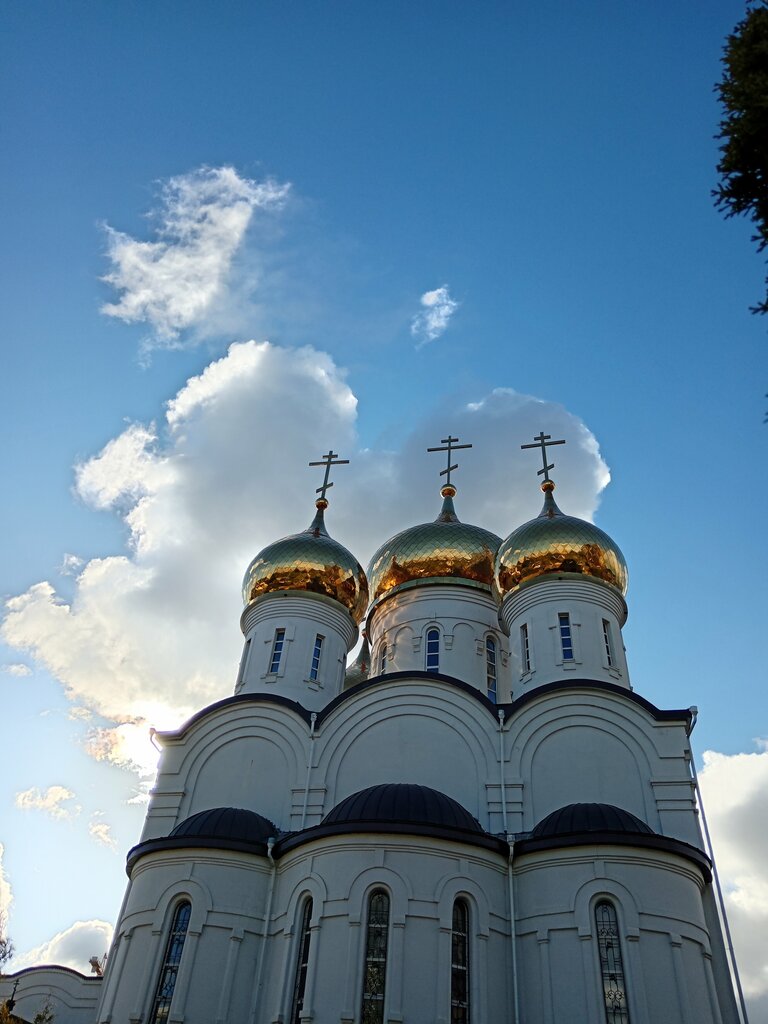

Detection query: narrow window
(425, 629), (440, 673)
(360, 889), (390, 1024)
(379, 645), (387, 674)
(595, 901), (630, 1023)
(558, 613), (574, 661)
(485, 636), (497, 703)
(269, 628), (286, 674)
(451, 899), (470, 1024)
(148, 901), (191, 1024)
(289, 898), (313, 1024)
(602, 620), (613, 668)
(309, 634), (324, 681)
(520, 623), (531, 673)
(236, 638), (251, 689)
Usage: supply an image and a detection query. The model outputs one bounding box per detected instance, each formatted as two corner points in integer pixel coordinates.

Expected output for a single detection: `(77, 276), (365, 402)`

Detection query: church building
(1, 435), (745, 1023)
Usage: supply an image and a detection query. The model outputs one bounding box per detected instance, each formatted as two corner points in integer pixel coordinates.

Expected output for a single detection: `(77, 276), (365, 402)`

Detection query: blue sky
(1, 0), (767, 1010)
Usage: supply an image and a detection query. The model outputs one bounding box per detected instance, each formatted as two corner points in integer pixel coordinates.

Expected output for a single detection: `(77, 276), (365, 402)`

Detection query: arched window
(485, 636), (497, 703)
(425, 628), (440, 673)
(148, 900), (191, 1024)
(360, 889), (390, 1024)
(289, 898), (313, 1024)
(594, 901), (630, 1023)
(451, 899), (470, 1023)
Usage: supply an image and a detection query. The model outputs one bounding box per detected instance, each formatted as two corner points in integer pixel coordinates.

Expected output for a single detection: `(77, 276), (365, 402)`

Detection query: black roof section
(323, 783), (483, 832)
(532, 802), (653, 838)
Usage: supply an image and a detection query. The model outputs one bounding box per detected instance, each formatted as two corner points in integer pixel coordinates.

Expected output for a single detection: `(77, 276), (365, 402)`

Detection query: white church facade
(1, 436), (744, 1024)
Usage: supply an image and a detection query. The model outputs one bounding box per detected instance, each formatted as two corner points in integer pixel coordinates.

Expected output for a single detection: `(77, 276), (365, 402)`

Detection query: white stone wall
(0, 967), (102, 1024)
(366, 584), (511, 701)
(501, 576), (630, 696)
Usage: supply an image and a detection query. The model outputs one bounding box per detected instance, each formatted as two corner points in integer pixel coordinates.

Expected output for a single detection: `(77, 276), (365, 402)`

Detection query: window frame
(450, 898), (471, 1024)
(308, 634), (324, 682)
(602, 619), (614, 669)
(147, 899), (191, 1024)
(594, 899), (631, 1024)
(558, 613), (575, 662)
(268, 627), (286, 674)
(425, 627), (440, 673)
(520, 622), (531, 675)
(360, 888), (390, 1024)
(289, 897), (313, 1024)
(485, 635), (497, 703)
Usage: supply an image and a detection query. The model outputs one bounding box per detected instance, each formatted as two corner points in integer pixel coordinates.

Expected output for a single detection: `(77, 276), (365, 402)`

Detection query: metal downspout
(300, 712), (318, 829)
(687, 709), (750, 1024)
(249, 838), (277, 1024)
(499, 709), (520, 1024)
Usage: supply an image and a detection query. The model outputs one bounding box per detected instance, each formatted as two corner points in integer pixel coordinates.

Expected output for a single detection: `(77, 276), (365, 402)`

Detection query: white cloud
(12, 920), (113, 973)
(15, 786), (80, 821)
(410, 285), (459, 346)
(88, 816), (117, 851)
(101, 166), (290, 349)
(699, 742), (768, 1014)
(59, 553), (84, 576)
(2, 340), (609, 779)
(1, 663), (31, 677)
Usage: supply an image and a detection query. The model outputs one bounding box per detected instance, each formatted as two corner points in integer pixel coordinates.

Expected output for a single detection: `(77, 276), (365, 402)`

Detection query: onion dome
(367, 486), (502, 605)
(495, 482), (628, 597)
(323, 783), (484, 834)
(242, 499), (369, 624)
(344, 633), (371, 689)
(532, 803), (651, 839)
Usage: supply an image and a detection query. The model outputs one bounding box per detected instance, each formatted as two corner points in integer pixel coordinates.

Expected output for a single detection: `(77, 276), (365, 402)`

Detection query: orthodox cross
(427, 435), (472, 487)
(308, 449), (349, 501)
(521, 431), (566, 483)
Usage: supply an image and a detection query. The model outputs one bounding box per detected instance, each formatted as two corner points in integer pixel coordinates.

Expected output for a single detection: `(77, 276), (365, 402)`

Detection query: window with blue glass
(485, 636), (497, 703)
(425, 629), (440, 673)
(602, 619), (614, 668)
(269, 628), (286, 674)
(289, 898), (313, 1024)
(558, 613), (574, 661)
(520, 622), (531, 673)
(309, 634), (324, 681)
(148, 901), (191, 1024)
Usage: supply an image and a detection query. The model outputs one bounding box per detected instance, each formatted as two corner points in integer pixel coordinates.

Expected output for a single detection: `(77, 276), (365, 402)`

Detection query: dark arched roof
(532, 803), (652, 838)
(170, 806), (277, 843)
(275, 783), (507, 858)
(126, 806), (278, 875)
(324, 783), (483, 832)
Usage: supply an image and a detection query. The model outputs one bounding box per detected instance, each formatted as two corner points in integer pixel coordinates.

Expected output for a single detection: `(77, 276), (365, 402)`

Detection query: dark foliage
(714, 2), (768, 315)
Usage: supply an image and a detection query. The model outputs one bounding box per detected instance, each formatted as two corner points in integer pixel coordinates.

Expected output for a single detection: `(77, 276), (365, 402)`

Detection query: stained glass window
(595, 901), (630, 1023)
(558, 613), (574, 661)
(451, 899), (470, 1024)
(485, 637), (497, 703)
(289, 899), (313, 1024)
(426, 629), (440, 673)
(360, 890), (390, 1024)
(148, 901), (191, 1024)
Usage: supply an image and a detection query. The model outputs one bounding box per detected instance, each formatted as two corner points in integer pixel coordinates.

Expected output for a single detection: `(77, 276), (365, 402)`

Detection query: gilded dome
(495, 484), (628, 597)
(242, 500), (369, 623)
(367, 487), (502, 605)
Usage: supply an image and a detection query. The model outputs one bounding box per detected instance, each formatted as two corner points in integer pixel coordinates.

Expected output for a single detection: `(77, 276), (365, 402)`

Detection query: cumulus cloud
(59, 554), (84, 576)
(2, 663), (31, 677)
(410, 285), (459, 346)
(699, 742), (768, 1014)
(2, 340), (609, 780)
(88, 815), (117, 851)
(15, 786), (80, 821)
(101, 166), (290, 349)
(13, 920), (113, 973)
